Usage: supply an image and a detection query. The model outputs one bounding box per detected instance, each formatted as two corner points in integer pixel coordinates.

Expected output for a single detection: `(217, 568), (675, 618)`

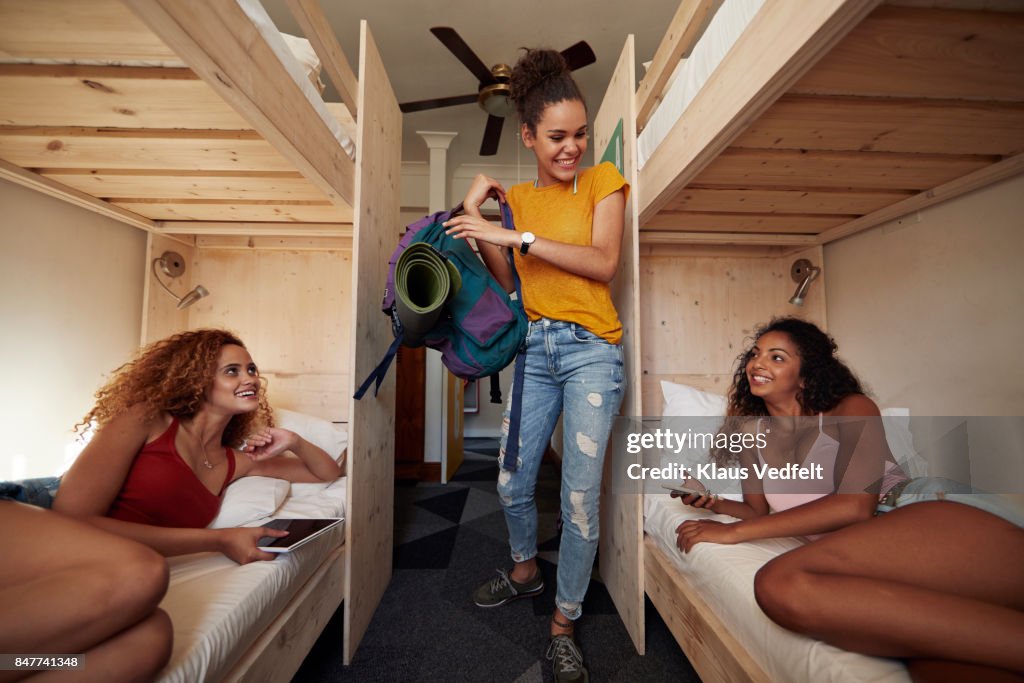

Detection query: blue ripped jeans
(497, 318), (625, 621)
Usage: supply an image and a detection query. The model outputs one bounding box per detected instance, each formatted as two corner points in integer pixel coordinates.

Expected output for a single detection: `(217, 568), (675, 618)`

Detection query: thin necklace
(182, 423), (217, 469)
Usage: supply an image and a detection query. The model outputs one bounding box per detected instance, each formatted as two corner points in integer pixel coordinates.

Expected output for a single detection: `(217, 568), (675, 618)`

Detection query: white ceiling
(263, 0), (681, 170)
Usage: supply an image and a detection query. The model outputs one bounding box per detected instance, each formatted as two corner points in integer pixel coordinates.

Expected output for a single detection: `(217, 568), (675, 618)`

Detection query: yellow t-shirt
(507, 161), (630, 344)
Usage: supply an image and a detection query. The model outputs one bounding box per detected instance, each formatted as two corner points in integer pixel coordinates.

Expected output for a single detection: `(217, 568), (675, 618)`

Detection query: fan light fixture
(398, 29), (595, 156)
(151, 251), (209, 310)
(788, 259), (821, 307)
(478, 65), (514, 118)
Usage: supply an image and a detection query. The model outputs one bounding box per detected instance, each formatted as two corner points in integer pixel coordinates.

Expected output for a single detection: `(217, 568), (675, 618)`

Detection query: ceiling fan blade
(561, 41), (596, 71)
(480, 115), (504, 156)
(430, 27), (496, 85)
(399, 93), (479, 113)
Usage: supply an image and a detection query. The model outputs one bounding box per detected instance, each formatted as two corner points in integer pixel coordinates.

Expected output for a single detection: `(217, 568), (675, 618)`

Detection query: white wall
(824, 174), (1024, 416)
(0, 180), (147, 478)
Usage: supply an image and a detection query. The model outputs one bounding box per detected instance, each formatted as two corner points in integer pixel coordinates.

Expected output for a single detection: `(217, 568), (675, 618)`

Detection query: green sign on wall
(599, 118), (624, 174)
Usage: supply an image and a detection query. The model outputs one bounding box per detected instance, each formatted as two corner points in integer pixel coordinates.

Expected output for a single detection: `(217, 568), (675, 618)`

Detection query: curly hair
(712, 318), (864, 465)
(509, 48), (586, 133)
(77, 329), (273, 447)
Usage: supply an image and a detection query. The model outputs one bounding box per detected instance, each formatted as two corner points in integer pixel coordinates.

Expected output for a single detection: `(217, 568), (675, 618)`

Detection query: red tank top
(107, 418), (236, 528)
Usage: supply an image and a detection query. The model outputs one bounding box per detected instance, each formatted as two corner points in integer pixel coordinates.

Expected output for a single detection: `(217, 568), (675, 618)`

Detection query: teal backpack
(354, 200), (527, 394)
(354, 200), (531, 470)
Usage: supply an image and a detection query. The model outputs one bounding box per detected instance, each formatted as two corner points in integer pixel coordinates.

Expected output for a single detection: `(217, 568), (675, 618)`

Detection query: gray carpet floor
(293, 438), (699, 682)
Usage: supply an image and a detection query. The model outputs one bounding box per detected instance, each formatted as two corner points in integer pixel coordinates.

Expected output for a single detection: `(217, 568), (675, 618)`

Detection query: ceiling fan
(400, 27), (596, 156)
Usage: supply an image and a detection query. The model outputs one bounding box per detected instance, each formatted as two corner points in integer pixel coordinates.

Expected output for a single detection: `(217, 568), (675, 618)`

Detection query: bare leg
(0, 503), (172, 683)
(754, 501), (1024, 672)
(905, 659), (1024, 683)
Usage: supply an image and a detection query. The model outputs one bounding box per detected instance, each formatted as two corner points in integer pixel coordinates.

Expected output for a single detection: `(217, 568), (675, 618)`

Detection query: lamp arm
(151, 258), (183, 304)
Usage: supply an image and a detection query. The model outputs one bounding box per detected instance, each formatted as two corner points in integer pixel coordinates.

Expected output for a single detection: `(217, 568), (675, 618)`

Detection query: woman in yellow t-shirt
(443, 47), (628, 682)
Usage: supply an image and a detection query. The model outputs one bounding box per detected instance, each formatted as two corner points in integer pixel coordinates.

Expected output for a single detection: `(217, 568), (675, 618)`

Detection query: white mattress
(156, 477), (347, 683)
(644, 493), (910, 683)
(637, 0), (766, 169)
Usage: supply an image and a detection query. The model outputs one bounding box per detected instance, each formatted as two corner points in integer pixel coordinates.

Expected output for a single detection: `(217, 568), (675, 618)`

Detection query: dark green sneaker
(472, 568), (544, 607)
(545, 634), (588, 682)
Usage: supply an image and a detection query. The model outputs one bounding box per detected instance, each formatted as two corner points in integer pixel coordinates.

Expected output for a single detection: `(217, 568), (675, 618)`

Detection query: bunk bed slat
(644, 211), (851, 233)
(41, 170), (329, 202)
(285, 0), (359, 121)
(666, 187), (912, 215)
(0, 0), (176, 61)
(0, 64), (252, 130)
(733, 95), (1024, 157)
(0, 127), (296, 171)
(109, 198), (351, 223)
(694, 148), (994, 191)
(635, 0), (716, 132)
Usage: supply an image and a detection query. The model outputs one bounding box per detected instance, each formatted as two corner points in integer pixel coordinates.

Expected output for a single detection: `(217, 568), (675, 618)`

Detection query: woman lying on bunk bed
(671, 317), (1024, 681)
(53, 328), (343, 565)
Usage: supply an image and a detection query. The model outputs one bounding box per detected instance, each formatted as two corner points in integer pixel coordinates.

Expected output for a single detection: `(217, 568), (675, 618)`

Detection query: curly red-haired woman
(54, 329), (342, 565)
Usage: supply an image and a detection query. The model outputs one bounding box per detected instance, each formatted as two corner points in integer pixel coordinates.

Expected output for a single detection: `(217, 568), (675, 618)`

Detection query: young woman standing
(444, 47), (628, 682)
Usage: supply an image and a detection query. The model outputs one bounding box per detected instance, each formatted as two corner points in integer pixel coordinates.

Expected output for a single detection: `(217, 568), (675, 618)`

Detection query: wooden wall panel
(594, 35), (645, 655)
(640, 245), (827, 416)
(188, 248), (351, 423)
(142, 232), (194, 344)
(344, 22), (399, 664)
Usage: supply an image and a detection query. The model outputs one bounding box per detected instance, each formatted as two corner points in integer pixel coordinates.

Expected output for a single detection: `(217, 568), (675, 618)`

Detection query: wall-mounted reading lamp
(151, 251), (209, 310)
(788, 258), (821, 306)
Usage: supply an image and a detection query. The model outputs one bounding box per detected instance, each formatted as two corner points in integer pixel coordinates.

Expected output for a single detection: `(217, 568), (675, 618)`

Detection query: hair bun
(510, 48), (569, 104)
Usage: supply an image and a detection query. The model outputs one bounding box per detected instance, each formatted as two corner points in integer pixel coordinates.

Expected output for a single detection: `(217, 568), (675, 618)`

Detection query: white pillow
(209, 476), (290, 529)
(661, 380), (728, 417)
(275, 408), (348, 463)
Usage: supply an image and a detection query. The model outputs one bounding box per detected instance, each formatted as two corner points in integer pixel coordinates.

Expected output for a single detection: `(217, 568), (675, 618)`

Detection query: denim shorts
(876, 477), (1024, 528)
(0, 476), (61, 509)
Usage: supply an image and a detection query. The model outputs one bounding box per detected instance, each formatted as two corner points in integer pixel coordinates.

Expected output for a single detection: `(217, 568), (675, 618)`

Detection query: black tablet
(256, 518), (342, 553)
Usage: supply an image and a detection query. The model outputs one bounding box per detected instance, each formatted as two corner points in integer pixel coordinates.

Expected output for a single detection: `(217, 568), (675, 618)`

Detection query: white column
(416, 131), (458, 465)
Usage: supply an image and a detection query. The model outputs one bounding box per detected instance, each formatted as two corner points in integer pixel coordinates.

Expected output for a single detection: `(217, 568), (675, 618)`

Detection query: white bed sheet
(637, 0), (765, 169)
(644, 493), (910, 683)
(157, 477), (347, 683)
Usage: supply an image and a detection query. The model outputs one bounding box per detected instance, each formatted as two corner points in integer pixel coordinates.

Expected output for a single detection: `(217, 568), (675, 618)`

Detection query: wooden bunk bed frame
(596, 1), (1024, 681)
(0, 0), (399, 678)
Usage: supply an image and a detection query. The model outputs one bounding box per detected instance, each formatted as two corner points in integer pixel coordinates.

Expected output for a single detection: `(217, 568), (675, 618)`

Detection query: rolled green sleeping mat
(394, 242), (462, 344)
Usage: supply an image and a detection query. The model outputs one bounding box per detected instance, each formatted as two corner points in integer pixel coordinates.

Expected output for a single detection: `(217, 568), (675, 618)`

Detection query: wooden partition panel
(640, 245), (827, 416)
(594, 35), (645, 655)
(344, 22), (399, 664)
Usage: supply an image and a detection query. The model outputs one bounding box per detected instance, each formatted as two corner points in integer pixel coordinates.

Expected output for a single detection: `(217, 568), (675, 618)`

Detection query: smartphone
(661, 482), (711, 497)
